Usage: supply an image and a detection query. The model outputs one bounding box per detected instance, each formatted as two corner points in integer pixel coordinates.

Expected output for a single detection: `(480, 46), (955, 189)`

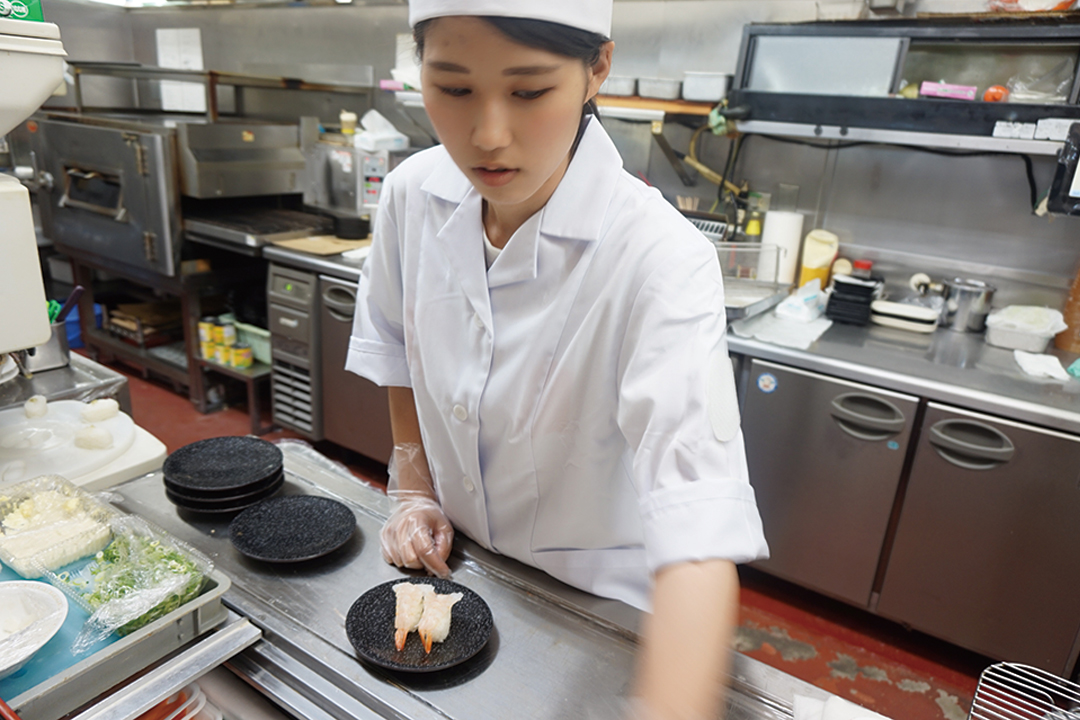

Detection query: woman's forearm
(636, 559), (740, 720)
(387, 386), (434, 496)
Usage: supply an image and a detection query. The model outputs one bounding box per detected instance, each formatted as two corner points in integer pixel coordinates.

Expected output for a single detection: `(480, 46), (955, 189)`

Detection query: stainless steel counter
(112, 446), (832, 720)
(263, 245), (364, 282)
(0, 353), (131, 414)
(729, 322), (1080, 435)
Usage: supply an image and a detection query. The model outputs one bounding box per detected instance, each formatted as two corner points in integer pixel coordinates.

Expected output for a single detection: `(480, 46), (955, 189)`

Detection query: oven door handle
(322, 285), (356, 322)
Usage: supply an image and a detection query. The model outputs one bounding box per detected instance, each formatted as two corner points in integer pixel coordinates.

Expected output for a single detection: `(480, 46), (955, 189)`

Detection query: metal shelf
(736, 119), (1065, 156)
(68, 62), (374, 122)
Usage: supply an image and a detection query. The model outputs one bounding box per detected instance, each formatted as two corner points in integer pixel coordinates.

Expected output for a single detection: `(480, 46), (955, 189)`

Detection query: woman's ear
(585, 41), (615, 102)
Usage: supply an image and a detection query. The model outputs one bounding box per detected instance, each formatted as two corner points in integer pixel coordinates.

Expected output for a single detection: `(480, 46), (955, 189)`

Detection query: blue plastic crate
(64, 303), (103, 350)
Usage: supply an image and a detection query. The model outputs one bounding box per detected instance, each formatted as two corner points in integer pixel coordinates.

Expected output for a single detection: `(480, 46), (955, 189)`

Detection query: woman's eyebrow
(504, 65), (560, 76)
(428, 61), (470, 73)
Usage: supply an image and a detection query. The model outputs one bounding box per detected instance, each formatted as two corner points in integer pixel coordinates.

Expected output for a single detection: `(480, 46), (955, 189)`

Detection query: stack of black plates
(163, 436), (284, 514)
(826, 274), (883, 326)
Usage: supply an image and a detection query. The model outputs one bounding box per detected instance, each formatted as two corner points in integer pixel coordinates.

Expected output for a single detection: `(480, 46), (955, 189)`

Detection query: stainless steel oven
(33, 113), (309, 276)
(34, 116), (182, 276)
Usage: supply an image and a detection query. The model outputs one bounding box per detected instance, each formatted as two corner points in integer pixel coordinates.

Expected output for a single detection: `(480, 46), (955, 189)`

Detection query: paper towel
(1014, 350), (1071, 380)
(758, 211), (805, 284)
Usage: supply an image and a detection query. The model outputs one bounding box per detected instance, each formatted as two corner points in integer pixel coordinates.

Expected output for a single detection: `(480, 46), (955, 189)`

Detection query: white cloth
(409, 0), (613, 36)
(731, 311), (833, 351)
(793, 696), (894, 720)
(347, 118), (768, 610)
(1013, 350), (1071, 381)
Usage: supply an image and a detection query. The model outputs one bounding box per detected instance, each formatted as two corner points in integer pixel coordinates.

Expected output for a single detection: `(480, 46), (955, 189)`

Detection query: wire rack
(687, 216), (730, 243)
(969, 663), (1080, 720)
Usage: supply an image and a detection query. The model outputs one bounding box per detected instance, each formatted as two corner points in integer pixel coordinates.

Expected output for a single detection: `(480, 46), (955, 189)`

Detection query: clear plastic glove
(380, 443), (454, 578)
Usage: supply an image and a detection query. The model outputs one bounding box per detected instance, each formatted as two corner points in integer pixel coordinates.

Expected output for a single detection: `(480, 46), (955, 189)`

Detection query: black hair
(413, 16), (609, 121)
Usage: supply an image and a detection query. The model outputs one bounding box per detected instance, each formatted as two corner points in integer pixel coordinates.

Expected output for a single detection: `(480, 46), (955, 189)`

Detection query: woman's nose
(472, 101), (512, 152)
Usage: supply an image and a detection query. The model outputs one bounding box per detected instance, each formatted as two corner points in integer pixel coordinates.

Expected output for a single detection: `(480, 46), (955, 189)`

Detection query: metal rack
(67, 62), (374, 122)
(968, 663), (1080, 720)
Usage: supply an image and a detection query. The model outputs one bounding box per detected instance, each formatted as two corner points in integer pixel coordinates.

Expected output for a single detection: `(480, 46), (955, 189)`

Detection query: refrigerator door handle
(928, 418), (1015, 470)
(322, 285), (357, 322)
(830, 393), (906, 441)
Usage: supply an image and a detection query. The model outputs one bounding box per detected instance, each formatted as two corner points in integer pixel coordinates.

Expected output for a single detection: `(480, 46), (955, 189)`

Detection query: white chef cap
(409, 0), (613, 38)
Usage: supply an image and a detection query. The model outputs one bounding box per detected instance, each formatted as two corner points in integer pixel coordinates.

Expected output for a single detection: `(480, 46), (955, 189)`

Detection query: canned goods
(213, 344), (229, 365)
(212, 321), (225, 345)
(231, 343), (253, 369)
(221, 321), (237, 347)
(200, 341), (216, 360)
(198, 316), (216, 344)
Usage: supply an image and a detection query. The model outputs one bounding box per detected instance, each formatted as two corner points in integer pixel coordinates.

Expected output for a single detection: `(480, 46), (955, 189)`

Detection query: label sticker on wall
(887, 440), (900, 451)
(756, 373), (778, 394)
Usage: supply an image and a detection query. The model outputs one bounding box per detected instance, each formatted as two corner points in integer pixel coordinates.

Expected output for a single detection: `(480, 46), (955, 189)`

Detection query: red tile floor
(108, 358), (991, 720)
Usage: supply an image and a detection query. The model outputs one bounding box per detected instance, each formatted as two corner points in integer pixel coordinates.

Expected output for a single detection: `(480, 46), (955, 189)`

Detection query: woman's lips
(473, 166), (518, 187)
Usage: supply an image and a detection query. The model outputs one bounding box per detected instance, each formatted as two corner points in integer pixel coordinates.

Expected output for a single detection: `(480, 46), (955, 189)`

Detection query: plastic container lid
(853, 259), (873, 271)
(0, 18), (61, 41)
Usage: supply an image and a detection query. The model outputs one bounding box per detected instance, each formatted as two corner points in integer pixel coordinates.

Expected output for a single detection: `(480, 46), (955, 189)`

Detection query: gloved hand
(380, 443), (454, 578)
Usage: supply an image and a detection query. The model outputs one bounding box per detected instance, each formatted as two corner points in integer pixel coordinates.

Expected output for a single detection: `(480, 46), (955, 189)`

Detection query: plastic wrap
(273, 438), (370, 486)
(0, 581), (68, 680)
(0, 476), (116, 578)
(988, 0), (1076, 12)
(1006, 57), (1074, 104)
(45, 515), (213, 655)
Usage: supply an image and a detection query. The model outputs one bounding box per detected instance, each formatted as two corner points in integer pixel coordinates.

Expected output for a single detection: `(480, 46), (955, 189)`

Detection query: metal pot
(940, 278), (996, 332)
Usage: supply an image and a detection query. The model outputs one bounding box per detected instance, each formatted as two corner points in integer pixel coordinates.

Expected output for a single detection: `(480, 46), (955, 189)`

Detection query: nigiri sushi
(392, 582), (434, 651)
(417, 592), (462, 653)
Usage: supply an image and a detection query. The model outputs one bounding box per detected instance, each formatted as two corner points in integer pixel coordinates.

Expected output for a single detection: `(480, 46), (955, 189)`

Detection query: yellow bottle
(799, 229), (840, 288)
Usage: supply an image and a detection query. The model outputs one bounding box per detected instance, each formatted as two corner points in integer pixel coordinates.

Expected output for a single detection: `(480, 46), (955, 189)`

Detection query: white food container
(637, 78), (681, 100)
(682, 72), (731, 102)
(600, 76), (636, 97)
(984, 305), (1068, 352)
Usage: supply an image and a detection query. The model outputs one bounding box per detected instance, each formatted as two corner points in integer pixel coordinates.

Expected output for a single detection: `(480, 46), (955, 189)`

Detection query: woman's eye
(438, 86), (471, 97)
(514, 88), (552, 100)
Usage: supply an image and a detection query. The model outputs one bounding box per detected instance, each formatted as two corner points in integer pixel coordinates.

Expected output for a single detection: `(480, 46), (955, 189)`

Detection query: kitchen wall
(41, 0), (135, 108)
(37, 0), (1080, 297)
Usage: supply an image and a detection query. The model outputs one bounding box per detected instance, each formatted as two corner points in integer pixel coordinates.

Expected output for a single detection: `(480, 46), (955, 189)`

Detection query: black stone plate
(229, 495), (356, 562)
(164, 436), (283, 497)
(346, 579), (493, 673)
(166, 475), (284, 513)
(165, 468), (284, 503)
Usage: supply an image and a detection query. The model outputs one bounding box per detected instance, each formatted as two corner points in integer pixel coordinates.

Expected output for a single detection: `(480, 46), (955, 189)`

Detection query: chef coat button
(452, 404), (468, 421)
(473, 313), (484, 329)
(463, 476), (475, 493)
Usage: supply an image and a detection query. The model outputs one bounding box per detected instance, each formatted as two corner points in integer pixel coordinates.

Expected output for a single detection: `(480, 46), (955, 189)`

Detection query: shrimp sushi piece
(417, 592), (463, 653)
(393, 582), (434, 651)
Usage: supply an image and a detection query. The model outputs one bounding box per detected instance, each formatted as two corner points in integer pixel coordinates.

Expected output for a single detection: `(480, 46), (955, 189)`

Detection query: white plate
(0, 400), (135, 484)
(0, 581), (68, 679)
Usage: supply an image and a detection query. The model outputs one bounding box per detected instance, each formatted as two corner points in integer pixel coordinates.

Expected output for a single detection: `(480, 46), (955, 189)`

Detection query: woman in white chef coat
(347, 0), (768, 716)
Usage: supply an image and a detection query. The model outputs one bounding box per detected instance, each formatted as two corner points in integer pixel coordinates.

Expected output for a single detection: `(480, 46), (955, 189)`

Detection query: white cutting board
(0, 400), (135, 484)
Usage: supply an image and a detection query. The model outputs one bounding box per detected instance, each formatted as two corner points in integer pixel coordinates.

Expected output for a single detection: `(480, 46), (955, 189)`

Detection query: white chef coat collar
(539, 117), (623, 242)
(419, 116), (624, 244)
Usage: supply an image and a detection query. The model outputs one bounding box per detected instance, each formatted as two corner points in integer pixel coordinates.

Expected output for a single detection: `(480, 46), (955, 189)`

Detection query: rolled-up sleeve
(346, 174), (412, 387)
(617, 239), (769, 574)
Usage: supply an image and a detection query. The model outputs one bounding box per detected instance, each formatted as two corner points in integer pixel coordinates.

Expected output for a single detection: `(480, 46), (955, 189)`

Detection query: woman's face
(421, 16), (611, 213)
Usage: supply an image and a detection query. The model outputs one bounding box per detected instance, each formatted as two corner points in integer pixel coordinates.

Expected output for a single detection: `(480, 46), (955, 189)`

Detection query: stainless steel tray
(10, 569), (232, 720)
(725, 280), (789, 321)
